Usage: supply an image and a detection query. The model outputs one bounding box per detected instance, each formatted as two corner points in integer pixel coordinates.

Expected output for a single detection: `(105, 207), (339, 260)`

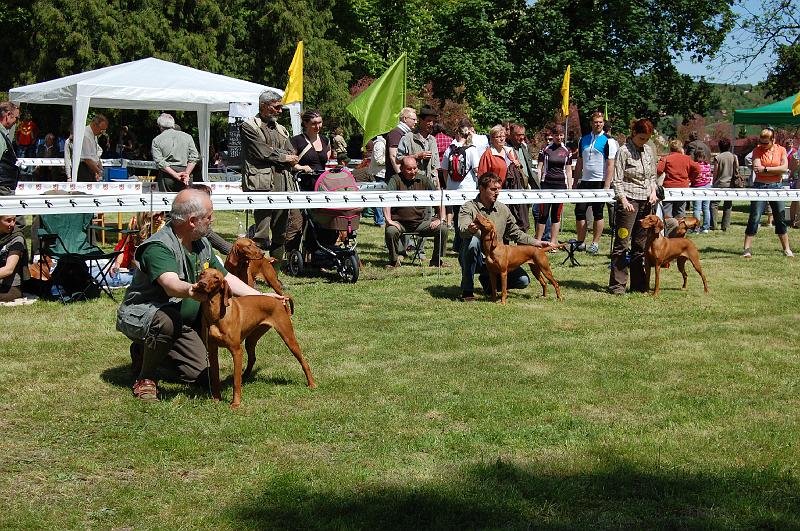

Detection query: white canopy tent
(9, 57), (286, 181)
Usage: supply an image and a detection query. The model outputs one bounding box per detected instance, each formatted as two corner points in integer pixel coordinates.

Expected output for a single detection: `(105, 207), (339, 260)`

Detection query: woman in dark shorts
(536, 125), (573, 247)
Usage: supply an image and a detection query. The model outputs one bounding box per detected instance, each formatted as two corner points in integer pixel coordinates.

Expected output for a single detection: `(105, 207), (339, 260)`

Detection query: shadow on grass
(424, 284), (465, 301)
(696, 246), (747, 256)
(100, 364), (133, 388)
(227, 458), (800, 529)
(559, 279), (609, 292)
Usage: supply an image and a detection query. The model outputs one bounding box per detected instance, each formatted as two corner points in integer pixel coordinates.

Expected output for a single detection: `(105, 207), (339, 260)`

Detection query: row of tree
(0, 0), (794, 138)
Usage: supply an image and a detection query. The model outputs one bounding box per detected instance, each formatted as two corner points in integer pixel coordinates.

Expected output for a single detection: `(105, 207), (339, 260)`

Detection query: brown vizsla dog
(640, 214), (709, 297)
(667, 216), (699, 238)
(473, 214), (564, 304)
(194, 268), (315, 408)
(224, 237), (283, 295)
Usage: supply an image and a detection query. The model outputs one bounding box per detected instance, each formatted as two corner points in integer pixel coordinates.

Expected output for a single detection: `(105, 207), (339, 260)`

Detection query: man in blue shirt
(574, 112), (616, 254)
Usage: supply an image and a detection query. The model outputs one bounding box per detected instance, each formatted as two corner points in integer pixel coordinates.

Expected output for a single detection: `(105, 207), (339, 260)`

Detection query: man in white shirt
(78, 114), (109, 182)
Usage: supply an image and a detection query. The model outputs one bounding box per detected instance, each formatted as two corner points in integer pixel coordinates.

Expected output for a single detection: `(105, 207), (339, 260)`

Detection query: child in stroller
(284, 167), (362, 283)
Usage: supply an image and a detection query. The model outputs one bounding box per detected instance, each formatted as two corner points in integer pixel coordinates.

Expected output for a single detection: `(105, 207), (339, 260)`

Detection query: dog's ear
(656, 217), (664, 232)
(227, 241), (243, 268)
(489, 228), (498, 251)
(222, 279), (232, 307)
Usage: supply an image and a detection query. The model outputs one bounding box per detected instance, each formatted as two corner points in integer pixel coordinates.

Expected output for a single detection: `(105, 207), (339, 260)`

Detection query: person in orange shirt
(742, 128), (792, 258)
(15, 113), (38, 158)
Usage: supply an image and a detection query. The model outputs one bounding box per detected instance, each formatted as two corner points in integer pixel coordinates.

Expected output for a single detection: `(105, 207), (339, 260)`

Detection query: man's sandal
(133, 379), (159, 402)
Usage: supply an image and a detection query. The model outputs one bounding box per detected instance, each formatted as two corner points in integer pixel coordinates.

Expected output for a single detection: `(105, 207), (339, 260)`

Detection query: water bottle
(237, 218), (245, 238)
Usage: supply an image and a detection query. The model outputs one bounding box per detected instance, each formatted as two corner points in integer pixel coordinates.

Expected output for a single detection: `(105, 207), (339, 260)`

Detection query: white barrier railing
(3, 187), (800, 216)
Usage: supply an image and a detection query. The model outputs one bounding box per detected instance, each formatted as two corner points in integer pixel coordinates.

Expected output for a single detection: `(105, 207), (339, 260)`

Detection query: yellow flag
(793, 90), (800, 116)
(561, 65), (570, 118)
(282, 41), (303, 104)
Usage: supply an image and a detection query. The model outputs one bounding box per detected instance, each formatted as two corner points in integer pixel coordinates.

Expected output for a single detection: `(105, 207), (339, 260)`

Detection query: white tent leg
(198, 105), (211, 182)
(71, 96), (90, 182)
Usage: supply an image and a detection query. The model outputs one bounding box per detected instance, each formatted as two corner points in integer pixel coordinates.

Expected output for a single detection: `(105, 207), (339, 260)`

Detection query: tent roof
(9, 57), (281, 112)
(733, 95), (800, 126)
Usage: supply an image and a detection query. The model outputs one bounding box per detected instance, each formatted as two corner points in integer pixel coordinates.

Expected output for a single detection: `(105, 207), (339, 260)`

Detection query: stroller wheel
(285, 249), (304, 277)
(337, 252), (359, 284)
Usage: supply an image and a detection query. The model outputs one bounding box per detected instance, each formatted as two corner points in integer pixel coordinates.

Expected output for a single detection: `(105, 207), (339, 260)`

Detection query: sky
(674, 0), (773, 85)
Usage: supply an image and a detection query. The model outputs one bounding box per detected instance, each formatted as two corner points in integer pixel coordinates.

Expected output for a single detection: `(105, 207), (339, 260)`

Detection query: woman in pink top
(742, 128), (792, 258)
(691, 151), (713, 232)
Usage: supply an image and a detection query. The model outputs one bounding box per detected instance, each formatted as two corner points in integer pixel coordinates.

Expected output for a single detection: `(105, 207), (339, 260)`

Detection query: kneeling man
(383, 156), (448, 268)
(458, 172), (548, 301)
(117, 188), (282, 402)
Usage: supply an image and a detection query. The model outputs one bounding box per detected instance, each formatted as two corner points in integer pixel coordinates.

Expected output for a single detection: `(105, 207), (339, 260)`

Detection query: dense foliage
(0, 0), (746, 137)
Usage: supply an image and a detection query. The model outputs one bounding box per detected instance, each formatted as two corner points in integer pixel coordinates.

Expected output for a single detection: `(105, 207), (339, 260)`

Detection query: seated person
(382, 156), (448, 268)
(0, 214), (29, 302)
(116, 188), (283, 402)
(458, 172), (547, 301)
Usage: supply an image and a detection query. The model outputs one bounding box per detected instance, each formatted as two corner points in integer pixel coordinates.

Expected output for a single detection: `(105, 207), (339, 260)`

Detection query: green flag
(346, 53), (406, 146)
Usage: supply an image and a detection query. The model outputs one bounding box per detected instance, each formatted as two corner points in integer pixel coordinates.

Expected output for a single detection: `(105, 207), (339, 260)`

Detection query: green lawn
(1, 204), (799, 529)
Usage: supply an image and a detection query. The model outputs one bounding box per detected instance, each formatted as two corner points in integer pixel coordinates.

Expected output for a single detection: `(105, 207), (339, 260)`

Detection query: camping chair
(404, 233), (426, 265)
(38, 212), (122, 303)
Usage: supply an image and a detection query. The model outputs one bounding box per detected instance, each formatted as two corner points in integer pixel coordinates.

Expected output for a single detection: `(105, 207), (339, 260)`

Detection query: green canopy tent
(733, 95), (800, 126)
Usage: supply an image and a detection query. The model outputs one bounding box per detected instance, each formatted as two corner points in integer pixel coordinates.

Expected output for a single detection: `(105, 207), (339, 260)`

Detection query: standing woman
(609, 119), (658, 295)
(478, 124), (528, 231)
(535, 125), (573, 246)
(478, 124), (517, 183)
(742, 128), (793, 258)
(288, 109), (332, 252)
(291, 109), (332, 175)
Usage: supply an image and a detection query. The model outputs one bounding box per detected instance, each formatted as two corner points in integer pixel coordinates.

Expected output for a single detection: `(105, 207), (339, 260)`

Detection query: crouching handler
(117, 188), (282, 402)
(458, 172), (548, 301)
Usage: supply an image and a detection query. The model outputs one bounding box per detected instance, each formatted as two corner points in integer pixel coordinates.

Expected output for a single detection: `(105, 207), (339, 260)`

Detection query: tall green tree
(0, 0), (352, 128)
(331, 0), (435, 82)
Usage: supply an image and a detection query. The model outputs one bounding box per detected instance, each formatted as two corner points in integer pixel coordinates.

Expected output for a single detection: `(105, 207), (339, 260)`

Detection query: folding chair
(405, 232), (426, 265)
(38, 212), (123, 302)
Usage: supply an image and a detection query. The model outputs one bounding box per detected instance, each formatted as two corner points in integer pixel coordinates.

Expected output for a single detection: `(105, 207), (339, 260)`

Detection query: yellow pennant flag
(561, 65), (571, 118)
(282, 41), (303, 104)
(793, 90), (800, 116)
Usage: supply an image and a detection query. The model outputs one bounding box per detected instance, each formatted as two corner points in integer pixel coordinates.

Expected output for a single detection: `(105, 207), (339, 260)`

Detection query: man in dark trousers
(239, 90), (299, 261)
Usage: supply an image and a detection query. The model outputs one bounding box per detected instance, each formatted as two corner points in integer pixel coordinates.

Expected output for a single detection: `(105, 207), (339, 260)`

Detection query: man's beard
(191, 223), (210, 240)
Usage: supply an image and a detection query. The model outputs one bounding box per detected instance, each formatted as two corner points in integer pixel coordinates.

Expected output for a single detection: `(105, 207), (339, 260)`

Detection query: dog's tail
(541, 243), (567, 252)
(283, 295), (294, 316)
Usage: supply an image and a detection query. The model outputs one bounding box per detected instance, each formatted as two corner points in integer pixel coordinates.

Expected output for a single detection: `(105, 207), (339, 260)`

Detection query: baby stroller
(284, 167), (361, 283)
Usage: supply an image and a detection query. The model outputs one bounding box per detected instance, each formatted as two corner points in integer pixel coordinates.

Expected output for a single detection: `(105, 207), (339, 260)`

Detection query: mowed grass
(1, 204), (800, 529)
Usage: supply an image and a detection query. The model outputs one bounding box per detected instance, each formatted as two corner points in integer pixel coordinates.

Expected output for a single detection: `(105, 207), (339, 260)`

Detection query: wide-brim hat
(419, 105), (439, 119)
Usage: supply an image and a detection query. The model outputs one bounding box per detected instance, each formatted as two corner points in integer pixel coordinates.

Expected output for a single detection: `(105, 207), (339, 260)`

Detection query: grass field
(1, 203), (799, 529)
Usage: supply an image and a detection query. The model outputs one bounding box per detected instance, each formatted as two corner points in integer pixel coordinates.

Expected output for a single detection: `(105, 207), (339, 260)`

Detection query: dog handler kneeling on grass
(458, 172), (548, 301)
(117, 189), (283, 402)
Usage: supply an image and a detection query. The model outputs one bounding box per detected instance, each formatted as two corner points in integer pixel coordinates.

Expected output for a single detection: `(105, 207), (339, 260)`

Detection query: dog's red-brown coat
(194, 268), (315, 408)
(223, 237), (283, 295)
(640, 214), (709, 297)
(473, 214), (563, 304)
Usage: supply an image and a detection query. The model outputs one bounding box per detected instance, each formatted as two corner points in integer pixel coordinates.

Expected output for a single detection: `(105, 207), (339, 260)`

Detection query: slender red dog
(473, 214), (564, 304)
(194, 268), (315, 408)
(667, 216), (699, 238)
(224, 237), (283, 295)
(640, 214), (709, 297)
